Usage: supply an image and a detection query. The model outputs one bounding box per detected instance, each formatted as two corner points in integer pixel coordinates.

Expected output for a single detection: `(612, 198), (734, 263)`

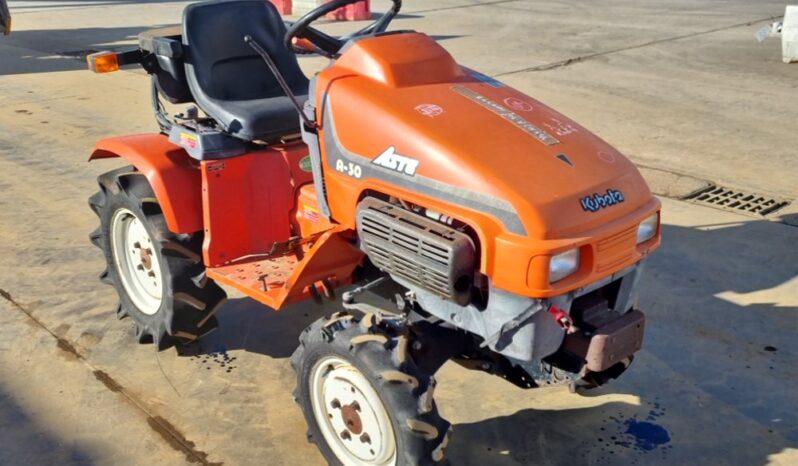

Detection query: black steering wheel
(285, 0), (402, 58)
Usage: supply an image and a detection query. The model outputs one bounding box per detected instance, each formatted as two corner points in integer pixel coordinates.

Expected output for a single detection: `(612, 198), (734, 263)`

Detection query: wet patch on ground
(55, 338), (81, 361)
(623, 418), (671, 451)
(147, 415), (223, 466)
(580, 400), (672, 463)
(185, 345), (239, 373)
(93, 370), (122, 392)
(77, 330), (103, 348)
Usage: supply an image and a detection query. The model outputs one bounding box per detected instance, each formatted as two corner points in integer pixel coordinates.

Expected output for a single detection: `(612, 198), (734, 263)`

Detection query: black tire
(291, 311), (452, 466)
(88, 165), (226, 349)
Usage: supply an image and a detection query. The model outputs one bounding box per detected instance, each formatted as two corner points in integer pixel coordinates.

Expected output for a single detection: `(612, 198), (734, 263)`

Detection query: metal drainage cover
(685, 185), (790, 216)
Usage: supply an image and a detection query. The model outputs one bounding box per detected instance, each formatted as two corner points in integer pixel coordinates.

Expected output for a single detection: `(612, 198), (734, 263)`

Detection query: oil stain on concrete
(585, 401), (672, 464)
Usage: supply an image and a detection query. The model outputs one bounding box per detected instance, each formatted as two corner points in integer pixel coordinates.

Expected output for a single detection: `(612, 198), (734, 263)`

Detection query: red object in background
(326, 0), (370, 21)
(269, 0), (292, 14)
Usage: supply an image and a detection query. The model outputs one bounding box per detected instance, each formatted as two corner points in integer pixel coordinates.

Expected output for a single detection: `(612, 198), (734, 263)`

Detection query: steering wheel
(285, 0), (402, 58)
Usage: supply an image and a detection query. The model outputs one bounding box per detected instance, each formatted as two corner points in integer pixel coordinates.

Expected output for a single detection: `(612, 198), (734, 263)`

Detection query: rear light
(87, 51), (120, 73)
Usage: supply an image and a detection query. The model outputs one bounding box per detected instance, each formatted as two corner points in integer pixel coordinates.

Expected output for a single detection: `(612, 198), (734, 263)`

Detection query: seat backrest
(183, 0), (307, 102)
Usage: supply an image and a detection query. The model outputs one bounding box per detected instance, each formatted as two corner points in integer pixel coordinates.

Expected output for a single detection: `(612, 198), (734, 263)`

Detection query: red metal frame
(199, 141), (312, 266)
(90, 134), (363, 311)
(198, 141), (364, 309)
(206, 227), (363, 309)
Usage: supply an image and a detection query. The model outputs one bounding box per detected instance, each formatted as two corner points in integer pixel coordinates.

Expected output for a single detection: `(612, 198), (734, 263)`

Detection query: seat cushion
(183, 0), (309, 141)
(205, 94), (307, 141)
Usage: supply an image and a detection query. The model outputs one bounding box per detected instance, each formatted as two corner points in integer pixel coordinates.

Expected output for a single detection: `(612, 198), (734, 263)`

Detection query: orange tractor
(87, 0), (661, 464)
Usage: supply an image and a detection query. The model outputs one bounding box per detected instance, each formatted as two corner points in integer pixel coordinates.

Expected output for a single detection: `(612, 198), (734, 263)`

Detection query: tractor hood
(320, 33), (654, 240)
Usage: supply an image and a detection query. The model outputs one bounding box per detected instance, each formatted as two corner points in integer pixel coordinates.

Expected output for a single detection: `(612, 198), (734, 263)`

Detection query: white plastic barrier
(784, 6), (798, 63)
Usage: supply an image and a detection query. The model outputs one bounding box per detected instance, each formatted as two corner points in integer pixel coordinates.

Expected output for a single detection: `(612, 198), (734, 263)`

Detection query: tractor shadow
(11, 0), (186, 9)
(0, 25), (166, 76)
(1, 3), (456, 76)
(446, 400), (672, 466)
(0, 385), (96, 465)
(177, 296), (334, 359)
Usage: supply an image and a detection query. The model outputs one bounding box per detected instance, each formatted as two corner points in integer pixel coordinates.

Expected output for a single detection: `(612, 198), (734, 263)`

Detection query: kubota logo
(372, 146), (420, 176)
(580, 189), (625, 212)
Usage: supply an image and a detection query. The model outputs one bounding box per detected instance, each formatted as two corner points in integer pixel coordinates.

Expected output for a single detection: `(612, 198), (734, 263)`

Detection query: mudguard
(89, 134), (203, 234)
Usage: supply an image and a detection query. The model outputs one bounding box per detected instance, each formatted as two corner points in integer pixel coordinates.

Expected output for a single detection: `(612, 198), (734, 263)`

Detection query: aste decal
(580, 189), (625, 212)
(372, 146), (420, 176)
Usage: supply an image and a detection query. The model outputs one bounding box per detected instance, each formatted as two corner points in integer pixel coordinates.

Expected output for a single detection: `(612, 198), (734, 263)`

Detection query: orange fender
(89, 134), (203, 234)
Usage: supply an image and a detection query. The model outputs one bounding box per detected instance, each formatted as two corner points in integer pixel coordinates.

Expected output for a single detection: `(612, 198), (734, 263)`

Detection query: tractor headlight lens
(549, 248), (580, 283)
(637, 213), (659, 244)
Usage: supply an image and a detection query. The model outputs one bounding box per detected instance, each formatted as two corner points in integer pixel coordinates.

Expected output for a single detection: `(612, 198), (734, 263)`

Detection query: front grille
(357, 198), (475, 305)
(595, 225), (636, 273)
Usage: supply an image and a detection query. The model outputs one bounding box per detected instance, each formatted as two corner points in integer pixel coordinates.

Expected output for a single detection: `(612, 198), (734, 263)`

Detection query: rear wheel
(89, 166), (226, 349)
(291, 312), (452, 466)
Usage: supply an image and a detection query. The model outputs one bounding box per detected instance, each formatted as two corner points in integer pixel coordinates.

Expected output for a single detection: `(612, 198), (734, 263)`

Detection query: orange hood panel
(320, 33), (654, 240)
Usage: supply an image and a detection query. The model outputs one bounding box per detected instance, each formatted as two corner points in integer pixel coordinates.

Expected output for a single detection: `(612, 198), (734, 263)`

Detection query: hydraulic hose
(150, 76), (173, 134)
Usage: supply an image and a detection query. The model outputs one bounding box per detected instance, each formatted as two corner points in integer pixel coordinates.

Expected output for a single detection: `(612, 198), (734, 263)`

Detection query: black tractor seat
(182, 0), (309, 142)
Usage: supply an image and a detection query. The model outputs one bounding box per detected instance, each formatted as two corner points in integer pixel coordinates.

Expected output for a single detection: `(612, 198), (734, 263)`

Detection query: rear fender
(89, 134), (203, 234)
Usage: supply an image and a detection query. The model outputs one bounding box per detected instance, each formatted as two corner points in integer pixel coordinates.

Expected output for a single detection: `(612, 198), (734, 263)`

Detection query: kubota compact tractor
(86, 0), (661, 464)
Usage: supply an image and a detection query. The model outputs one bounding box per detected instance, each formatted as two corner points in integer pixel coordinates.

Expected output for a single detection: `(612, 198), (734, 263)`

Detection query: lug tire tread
(291, 312), (451, 466)
(89, 166), (226, 349)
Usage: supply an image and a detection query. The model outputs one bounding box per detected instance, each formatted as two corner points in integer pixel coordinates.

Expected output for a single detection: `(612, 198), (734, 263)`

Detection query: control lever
(244, 35), (317, 129)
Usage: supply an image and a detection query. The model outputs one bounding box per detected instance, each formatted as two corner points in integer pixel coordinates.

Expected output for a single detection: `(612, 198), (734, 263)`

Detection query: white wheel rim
(110, 208), (163, 315)
(310, 356), (397, 466)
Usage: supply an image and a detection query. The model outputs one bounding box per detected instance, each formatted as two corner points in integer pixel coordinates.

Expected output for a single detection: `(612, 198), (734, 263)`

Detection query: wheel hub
(137, 243), (153, 271)
(338, 400), (363, 435)
(110, 208), (163, 315)
(310, 356), (397, 466)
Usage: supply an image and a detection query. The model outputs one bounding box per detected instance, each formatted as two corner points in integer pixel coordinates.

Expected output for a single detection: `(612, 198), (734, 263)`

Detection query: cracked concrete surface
(1, 1), (796, 465)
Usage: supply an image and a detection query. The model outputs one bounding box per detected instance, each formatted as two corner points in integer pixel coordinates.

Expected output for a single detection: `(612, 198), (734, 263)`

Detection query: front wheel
(291, 312), (452, 466)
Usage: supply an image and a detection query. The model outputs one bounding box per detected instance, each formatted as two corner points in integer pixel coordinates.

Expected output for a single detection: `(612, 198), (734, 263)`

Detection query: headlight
(550, 248), (580, 283)
(637, 213), (659, 244)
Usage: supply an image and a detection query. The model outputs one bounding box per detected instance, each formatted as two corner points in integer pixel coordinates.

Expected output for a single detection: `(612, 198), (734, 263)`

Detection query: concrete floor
(0, 1), (796, 465)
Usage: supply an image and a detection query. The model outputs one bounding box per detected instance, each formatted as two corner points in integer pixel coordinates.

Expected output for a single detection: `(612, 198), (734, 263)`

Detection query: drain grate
(685, 185), (790, 216)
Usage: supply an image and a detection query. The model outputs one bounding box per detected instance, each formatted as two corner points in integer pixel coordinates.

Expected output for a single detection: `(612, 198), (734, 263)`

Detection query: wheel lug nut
(360, 433), (371, 444)
(340, 430), (351, 441)
(331, 399), (341, 409)
(351, 401), (361, 412)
